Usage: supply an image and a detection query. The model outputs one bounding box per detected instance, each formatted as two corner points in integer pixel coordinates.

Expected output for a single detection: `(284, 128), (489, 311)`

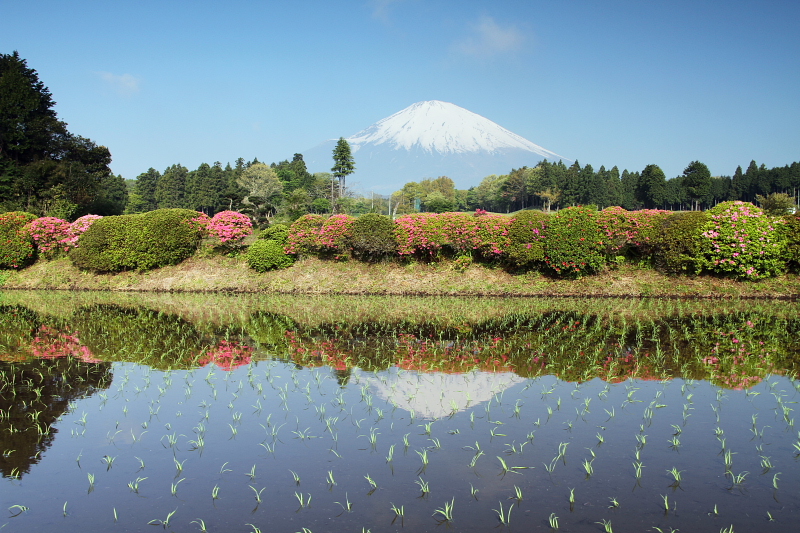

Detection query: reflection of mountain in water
(360, 368), (525, 420)
(0, 357), (112, 479)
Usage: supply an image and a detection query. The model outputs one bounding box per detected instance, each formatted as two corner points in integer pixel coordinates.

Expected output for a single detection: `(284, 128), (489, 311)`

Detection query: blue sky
(2, 0), (798, 189)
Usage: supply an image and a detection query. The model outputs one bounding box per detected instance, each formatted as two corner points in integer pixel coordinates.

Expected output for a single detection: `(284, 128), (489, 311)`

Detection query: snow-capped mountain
(303, 100), (569, 192)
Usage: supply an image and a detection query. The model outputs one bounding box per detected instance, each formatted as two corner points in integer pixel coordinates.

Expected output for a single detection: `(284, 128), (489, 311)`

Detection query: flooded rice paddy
(1, 292), (800, 532)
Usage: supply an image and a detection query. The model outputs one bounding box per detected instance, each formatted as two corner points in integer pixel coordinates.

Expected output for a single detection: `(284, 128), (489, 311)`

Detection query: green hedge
(0, 212), (37, 269)
(258, 223), (290, 245)
(543, 206), (605, 277)
(69, 209), (203, 272)
(349, 213), (397, 261)
(652, 211), (708, 274)
(505, 210), (549, 269)
(783, 212), (800, 272)
(246, 239), (295, 272)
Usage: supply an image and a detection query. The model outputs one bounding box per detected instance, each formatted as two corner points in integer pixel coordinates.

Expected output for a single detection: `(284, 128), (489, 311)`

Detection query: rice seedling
(246, 464), (257, 481)
(326, 470), (336, 486)
(493, 501), (513, 525)
(295, 492), (312, 508)
(608, 497), (620, 508)
(148, 508), (177, 528)
(433, 498), (455, 522)
(549, 512), (559, 529)
(170, 478), (185, 496)
(191, 518), (208, 532)
(415, 476), (430, 495)
(250, 486), (267, 503)
(211, 485), (220, 500)
(596, 518), (613, 532)
(127, 476), (147, 493)
(390, 503), (404, 523)
(470, 484), (479, 499)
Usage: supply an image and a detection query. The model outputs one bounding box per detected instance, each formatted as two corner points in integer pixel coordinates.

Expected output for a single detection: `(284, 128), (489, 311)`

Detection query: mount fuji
(303, 100), (569, 192)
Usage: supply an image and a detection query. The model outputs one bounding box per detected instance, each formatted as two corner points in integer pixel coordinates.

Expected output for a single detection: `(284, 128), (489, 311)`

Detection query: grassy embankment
(1, 255), (798, 298)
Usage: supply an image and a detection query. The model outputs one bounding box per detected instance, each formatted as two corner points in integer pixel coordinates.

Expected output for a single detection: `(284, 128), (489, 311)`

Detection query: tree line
(391, 159), (800, 215)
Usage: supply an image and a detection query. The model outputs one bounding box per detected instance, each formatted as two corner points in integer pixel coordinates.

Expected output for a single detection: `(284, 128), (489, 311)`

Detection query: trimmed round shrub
(285, 214), (325, 256)
(784, 212), (800, 272)
(349, 213), (397, 262)
(27, 217), (72, 258)
(542, 206), (605, 277)
(246, 239), (295, 272)
(69, 208), (203, 272)
(0, 211), (37, 269)
(695, 201), (786, 279)
(505, 210), (549, 269)
(258, 223), (290, 245)
(652, 211), (708, 274)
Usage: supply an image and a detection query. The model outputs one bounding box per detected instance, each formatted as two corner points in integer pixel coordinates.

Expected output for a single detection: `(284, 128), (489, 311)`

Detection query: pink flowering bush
(393, 212), (510, 260)
(285, 214), (326, 255)
(68, 214), (103, 247)
(208, 211), (252, 244)
(596, 207), (670, 258)
(696, 201), (786, 279)
(316, 214), (356, 257)
(27, 217), (73, 258)
(285, 214), (356, 259)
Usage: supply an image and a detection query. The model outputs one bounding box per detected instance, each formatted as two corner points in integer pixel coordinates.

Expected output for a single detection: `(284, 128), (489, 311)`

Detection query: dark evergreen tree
(681, 160), (712, 210)
(87, 173), (128, 215)
(636, 165), (666, 209)
(132, 168), (160, 212)
(156, 164), (188, 208)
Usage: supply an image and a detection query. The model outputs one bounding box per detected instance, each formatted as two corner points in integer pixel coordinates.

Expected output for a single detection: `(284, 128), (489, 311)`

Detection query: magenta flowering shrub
(696, 201), (786, 279)
(207, 211), (252, 244)
(285, 214), (326, 255)
(27, 217), (73, 257)
(393, 212), (510, 260)
(596, 207), (670, 257)
(317, 214), (356, 256)
(68, 214), (103, 247)
(285, 214), (355, 259)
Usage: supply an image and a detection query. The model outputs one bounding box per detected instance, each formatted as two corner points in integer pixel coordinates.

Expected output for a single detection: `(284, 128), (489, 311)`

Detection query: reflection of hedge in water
(0, 305), (41, 360)
(0, 357), (112, 478)
(279, 310), (800, 387)
(245, 311), (297, 356)
(71, 304), (206, 370)
(4, 301), (798, 386)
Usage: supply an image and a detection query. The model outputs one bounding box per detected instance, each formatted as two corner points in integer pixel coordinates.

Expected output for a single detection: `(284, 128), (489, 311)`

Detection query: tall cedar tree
(331, 137), (355, 199)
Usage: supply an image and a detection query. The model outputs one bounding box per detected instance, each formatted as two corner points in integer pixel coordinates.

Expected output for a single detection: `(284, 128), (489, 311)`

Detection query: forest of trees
(2, 51), (798, 223)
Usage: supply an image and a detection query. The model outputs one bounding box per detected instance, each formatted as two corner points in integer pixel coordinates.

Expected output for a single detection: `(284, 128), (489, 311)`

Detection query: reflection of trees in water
(0, 357), (112, 479)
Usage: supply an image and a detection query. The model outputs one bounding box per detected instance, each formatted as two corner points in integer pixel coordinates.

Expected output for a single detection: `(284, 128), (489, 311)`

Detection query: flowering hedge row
(276, 205), (798, 279)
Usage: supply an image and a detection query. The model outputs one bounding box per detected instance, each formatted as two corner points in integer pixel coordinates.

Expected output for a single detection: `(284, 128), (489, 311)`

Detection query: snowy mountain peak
(347, 100), (565, 160)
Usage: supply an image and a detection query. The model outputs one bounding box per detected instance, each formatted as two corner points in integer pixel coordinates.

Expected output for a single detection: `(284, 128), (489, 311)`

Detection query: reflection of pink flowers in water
(31, 325), (102, 363)
(198, 340), (253, 371)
